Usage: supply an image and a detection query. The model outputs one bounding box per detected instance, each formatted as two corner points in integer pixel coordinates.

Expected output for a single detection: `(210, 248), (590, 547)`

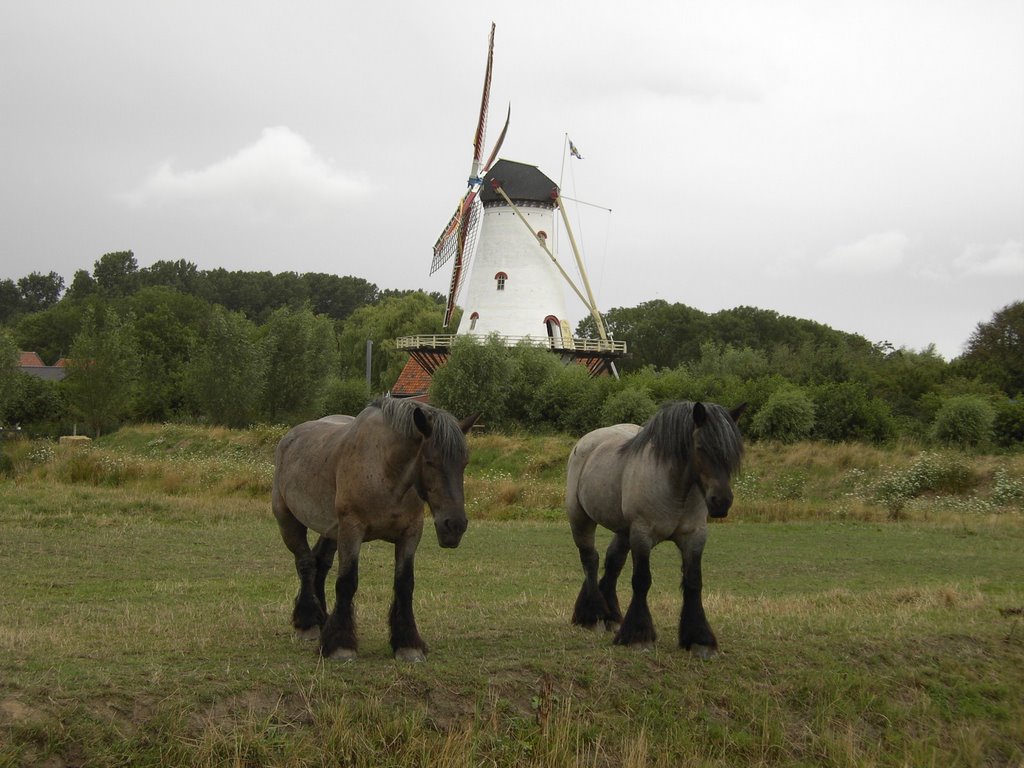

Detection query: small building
(18, 351), (67, 382)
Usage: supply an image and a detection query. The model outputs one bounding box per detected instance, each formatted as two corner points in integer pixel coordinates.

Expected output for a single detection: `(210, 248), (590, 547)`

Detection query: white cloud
(818, 231), (910, 274)
(122, 126), (370, 219)
(953, 241), (1024, 277)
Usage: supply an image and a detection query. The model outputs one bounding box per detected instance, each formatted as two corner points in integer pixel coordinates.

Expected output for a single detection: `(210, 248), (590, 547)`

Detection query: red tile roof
(19, 351), (45, 367)
(391, 357), (433, 400)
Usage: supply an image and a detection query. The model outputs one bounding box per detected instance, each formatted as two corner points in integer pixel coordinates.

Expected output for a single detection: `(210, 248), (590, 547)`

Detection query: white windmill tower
(454, 158), (569, 343)
(393, 24), (625, 398)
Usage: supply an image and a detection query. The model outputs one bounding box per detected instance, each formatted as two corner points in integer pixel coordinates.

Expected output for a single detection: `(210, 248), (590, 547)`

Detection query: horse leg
(598, 530), (629, 631)
(614, 531), (656, 650)
(311, 534), (337, 617)
(320, 535), (361, 661)
(677, 529), (718, 659)
(389, 530), (427, 662)
(273, 504), (326, 638)
(569, 514), (608, 629)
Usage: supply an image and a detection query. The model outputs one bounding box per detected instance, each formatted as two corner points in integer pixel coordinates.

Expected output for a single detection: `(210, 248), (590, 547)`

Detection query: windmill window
(470, 312), (479, 330)
(495, 272), (508, 291)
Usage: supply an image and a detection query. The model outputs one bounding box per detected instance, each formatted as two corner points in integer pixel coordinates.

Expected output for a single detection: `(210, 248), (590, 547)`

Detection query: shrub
(321, 376), (372, 418)
(873, 451), (976, 518)
(430, 334), (514, 425)
(751, 387), (815, 443)
(932, 395), (995, 449)
(535, 364), (602, 435)
(599, 387), (657, 426)
(992, 398), (1024, 447)
(504, 344), (565, 428)
(811, 381), (895, 443)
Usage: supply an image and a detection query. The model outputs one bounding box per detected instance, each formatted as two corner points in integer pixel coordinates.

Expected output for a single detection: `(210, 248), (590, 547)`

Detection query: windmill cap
(480, 159), (558, 206)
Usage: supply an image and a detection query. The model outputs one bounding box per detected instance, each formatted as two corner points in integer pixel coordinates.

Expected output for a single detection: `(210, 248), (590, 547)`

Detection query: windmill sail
(430, 23), (509, 328)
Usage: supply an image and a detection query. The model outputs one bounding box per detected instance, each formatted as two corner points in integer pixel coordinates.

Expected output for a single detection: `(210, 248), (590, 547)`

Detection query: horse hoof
(394, 647), (426, 663)
(690, 644), (718, 660)
(295, 626), (320, 642)
(327, 647), (357, 662)
(629, 640), (655, 652)
(604, 621), (621, 633)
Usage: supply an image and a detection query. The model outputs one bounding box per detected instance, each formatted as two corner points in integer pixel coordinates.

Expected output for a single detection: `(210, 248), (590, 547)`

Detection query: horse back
(566, 424), (640, 531)
(273, 416), (357, 536)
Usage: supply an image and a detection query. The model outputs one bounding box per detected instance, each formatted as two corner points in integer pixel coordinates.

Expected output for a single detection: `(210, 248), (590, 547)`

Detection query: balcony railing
(396, 334), (626, 355)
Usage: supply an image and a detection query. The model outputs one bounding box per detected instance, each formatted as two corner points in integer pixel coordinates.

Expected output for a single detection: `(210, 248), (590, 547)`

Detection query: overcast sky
(2, 1), (1021, 359)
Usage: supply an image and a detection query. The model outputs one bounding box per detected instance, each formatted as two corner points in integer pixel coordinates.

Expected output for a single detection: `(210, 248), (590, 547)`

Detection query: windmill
(392, 25), (626, 399)
(430, 22), (510, 329)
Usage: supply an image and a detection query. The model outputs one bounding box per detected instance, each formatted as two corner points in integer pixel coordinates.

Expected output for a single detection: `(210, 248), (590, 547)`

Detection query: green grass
(1, 426), (1022, 766)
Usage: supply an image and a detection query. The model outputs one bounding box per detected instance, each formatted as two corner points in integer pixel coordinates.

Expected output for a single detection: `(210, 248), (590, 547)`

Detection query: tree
(63, 307), (140, 437)
(187, 307), (266, 427)
(139, 259), (201, 294)
(0, 279), (22, 323)
(17, 271), (64, 313)
(956, 301), (1024, 397)
(65, 269), (97, 299)
(260, 305), (338, 423)
(92, 251), (139, 298)
(13, 300), (92, 365)
(0, 328), (23, 423)
(301, 273), (379, 322)
(337, 292), (450, 392)
(126, 287), (210, 421)
(583, 300), (709, 371)
(4, 375), (69, 437)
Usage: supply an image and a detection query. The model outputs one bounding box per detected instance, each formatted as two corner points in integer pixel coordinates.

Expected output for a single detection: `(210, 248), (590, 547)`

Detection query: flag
(569, 139), (583, 159)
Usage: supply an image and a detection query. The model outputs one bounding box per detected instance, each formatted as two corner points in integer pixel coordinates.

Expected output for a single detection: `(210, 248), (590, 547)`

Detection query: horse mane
(372, 397), (468, 462)
(622, 401), (743, 473)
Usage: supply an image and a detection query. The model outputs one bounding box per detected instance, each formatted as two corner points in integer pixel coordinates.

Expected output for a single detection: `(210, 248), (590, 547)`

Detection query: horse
(272, 397), (478, 662)
(565, 400), (745, 658)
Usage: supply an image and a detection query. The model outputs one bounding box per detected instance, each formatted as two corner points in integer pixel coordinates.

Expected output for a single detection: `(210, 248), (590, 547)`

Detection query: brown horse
(272, 397), (477, 661)
(566, 401), (745, 658)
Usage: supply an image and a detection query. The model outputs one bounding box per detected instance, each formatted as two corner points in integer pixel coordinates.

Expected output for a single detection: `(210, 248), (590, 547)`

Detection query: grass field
(1, 427), (1023, 767)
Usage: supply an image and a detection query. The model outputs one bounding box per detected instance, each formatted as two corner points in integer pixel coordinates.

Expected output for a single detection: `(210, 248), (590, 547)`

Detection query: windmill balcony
(396, 334), (627, 355)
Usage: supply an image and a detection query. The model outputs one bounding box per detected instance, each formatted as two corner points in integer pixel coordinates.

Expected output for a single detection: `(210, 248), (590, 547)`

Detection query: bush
(321, 376), (372, 418)
(504, 344), (565, 428)
(932, 395), (995, 449)
(430, 334), (514, 425)
(599, 387), (657, 426)
(992, 398), (1024, 447)
(874, 451), (976, 518)
(535, 364), (602, 435)
(811, 381), (895, 443)
(751, 387), (815, 443)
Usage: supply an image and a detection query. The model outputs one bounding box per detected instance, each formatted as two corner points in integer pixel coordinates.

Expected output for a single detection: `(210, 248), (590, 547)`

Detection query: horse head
(412, 407), (479, 548)
(691, 402), (746, 519)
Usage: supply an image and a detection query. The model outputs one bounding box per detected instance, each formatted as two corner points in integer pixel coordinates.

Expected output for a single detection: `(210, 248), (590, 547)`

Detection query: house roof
(18, 351), (67, 381)
(479, 159), (558, 206)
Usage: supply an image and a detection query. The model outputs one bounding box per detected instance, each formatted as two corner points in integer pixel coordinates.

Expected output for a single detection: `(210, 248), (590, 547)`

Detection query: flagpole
(559, 132), (568, 190)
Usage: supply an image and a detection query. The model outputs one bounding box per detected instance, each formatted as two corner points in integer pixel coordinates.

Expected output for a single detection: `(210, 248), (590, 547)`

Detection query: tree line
(0, 251), (1021, 448)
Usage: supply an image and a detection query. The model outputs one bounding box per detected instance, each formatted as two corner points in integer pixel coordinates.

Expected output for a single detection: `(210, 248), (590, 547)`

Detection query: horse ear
(459, 412), (481, 434)
(730, 403), (748, 423)
(412, 406), (433, 438)
(692, 402), (708, 426)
